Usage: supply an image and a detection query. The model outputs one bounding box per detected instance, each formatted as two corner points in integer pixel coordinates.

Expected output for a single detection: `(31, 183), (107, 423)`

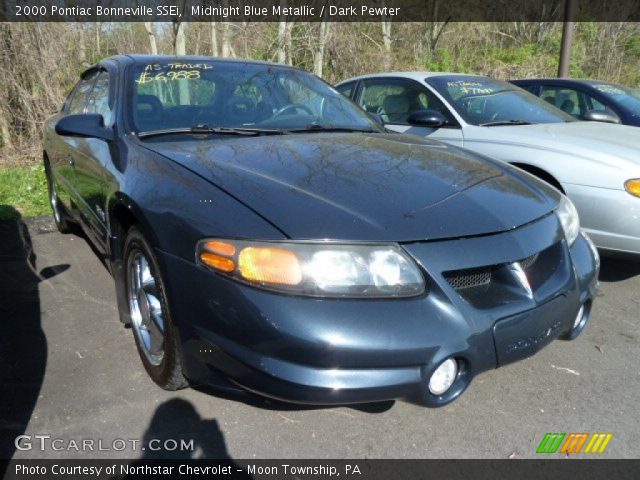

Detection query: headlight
(196, 239), (425, 298)
(556, 195), (580, 246)
(625, 179), (640, 198)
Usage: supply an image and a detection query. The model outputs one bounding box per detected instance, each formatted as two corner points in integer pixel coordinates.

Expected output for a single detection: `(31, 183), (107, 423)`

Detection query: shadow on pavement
(0, 209), (68, 471)
(119, 398), (253, 478)
(598, 254), (640, 283)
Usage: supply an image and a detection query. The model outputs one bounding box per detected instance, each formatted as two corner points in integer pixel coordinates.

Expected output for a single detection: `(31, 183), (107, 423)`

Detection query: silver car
(336, 72), (640, 256)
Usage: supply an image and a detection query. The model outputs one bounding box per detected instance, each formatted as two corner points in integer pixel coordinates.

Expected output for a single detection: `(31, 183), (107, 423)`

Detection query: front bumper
(158, 214), (599, 407)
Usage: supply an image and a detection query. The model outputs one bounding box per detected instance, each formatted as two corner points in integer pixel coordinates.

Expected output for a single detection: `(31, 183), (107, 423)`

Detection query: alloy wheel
(127, 250), (165, 366)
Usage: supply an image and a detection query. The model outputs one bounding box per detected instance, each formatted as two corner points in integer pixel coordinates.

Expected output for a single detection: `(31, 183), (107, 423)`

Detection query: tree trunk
(285, 22), (293, 65)
(221, 22), (231, 57)
(174, 22), (186, 56)
(144, 22), (158, 55)
(95, 22), (101, 56)
(78, 23), (86, 64)
(173, 22), (188, 104)
(382, 19), (392, 70)
(0, 114), (11, 149)
(277, 0), (287, 63)
(210, 22), (218, 56)
(313, 21), (330, 77)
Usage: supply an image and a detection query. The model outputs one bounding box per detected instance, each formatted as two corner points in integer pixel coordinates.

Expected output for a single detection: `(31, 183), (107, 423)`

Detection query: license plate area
(493, 295), (574, 366)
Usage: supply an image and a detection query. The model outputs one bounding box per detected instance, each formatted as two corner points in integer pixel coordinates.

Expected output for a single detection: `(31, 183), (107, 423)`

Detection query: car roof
(338, 71), (486, 85)
(511, 78), (618, 86)
(95, 54), (299, 71)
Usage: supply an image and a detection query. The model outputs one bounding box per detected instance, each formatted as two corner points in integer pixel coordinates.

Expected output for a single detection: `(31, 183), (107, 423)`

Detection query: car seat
(382, 94), (411, 123)
(134, 95), (163, 131)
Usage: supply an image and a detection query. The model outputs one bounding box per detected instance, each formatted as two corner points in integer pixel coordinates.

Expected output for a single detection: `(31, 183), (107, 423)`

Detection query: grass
(0, 163), (50, 220)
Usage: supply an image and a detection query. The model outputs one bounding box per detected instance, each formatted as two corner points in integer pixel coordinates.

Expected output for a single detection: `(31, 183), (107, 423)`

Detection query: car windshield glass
(590, 82), (640, 113)
(427, 75), (575, 126)
(130, 61), (379, 134)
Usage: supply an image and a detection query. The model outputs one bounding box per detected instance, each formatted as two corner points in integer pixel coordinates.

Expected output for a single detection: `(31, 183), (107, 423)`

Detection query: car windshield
(130, 60), (379, 134)
(427, 75), (575, 126)
(589, 82), (640, 113)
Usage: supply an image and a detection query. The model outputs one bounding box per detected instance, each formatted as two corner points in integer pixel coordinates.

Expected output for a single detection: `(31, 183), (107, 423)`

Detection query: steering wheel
(272, 103), (315, 119)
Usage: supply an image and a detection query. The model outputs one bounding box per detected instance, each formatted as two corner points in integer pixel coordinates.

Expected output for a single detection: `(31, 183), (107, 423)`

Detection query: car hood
(463, 121), (640, 171)
(142, 133), (558, 241)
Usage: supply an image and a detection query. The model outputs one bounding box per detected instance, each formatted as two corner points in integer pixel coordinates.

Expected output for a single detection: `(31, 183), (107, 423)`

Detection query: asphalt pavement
(1, 216), (639, 460)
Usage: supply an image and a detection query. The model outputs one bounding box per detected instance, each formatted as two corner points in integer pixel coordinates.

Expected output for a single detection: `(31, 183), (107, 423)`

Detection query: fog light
(428, 358), (458, 395)
(574, 304), (586, 329)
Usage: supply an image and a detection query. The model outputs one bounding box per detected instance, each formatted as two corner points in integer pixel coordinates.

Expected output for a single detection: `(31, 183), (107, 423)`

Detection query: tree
(210, 22), (218, 56)
(144, 22), (158, 55)
(313, 9), (331, 77)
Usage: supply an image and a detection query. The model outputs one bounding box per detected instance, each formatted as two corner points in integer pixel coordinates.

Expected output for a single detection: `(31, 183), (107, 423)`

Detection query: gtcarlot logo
(14, 434), (194, 453)
(537, 432), (613, 454)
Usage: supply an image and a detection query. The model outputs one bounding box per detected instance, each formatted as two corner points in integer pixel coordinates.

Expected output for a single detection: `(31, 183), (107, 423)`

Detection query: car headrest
(560, 99), (575, 114)
(383, 94), (410, 122)
(136, 95), (163, 116)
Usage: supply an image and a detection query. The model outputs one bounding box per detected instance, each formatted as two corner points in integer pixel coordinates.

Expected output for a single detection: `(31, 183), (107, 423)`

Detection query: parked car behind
(337, 72), (640, 256)
(44, 56), (598, 407)
(511, 78), (640, 126)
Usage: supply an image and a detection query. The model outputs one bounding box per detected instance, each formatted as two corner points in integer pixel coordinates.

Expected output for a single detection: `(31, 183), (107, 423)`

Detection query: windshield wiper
(480, 120), (535, 127)
(288, 124), (380, 134)
(137, 125), (287, 139)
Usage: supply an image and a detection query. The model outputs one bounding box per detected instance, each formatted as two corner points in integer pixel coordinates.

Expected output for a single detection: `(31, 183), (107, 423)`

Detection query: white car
(337, 72), (640, 256)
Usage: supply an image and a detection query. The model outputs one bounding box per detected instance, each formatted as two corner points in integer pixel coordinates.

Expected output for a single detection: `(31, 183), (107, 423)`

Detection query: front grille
(519, 252), (539, 270)
(442, 242), (565, 308)
(443, 266), (492, 290)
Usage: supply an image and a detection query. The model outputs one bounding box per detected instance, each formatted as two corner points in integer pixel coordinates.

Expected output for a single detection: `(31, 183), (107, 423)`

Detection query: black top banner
(1, 0), (639, 22)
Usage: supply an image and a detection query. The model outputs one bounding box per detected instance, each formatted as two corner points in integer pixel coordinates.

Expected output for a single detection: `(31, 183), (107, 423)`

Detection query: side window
(336, 81), (356, 99)
(358, 78), (454, 125)
(68, 71), (99, 115)
(86, 71), (114, 126)
(540, 86), (581, 118)
(582, 92), (616, 117)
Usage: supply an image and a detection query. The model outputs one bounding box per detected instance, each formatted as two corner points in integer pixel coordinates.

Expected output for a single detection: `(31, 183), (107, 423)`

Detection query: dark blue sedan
(511, 78), (640, 126)
(43, 55), (599, 407)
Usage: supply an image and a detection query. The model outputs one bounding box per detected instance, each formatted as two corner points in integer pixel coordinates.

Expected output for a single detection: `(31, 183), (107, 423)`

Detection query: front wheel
(124, 227), (187, 390)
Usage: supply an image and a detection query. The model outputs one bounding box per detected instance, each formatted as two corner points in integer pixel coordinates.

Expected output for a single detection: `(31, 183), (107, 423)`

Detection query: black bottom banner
(1, 459), (639, 480)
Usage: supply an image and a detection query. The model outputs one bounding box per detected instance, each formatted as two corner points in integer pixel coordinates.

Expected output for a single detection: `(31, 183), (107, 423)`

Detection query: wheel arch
(107, 193), (160, 324)
(510, 162), (565, 194)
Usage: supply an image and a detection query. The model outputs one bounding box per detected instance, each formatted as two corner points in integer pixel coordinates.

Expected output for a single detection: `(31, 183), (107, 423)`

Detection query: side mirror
(407, 109), (448, 128)
(55, 114), (114, 140)
(582, 109), (620, 124)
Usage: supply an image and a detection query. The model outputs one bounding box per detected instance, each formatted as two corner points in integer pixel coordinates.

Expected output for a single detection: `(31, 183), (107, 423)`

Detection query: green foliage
(0, 164), (50, 219)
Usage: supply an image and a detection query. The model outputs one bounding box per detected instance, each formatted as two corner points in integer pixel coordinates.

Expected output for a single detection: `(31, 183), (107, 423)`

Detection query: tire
(124, 227), (188, 390)
(44, 161), (72, 233)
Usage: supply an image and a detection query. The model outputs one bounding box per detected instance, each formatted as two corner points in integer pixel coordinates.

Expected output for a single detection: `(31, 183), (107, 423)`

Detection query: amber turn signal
(238, 247), (302, 285)
(203, 240), (237, 256)
(625, 179), (640, 198)
(199, 252), (235, 272)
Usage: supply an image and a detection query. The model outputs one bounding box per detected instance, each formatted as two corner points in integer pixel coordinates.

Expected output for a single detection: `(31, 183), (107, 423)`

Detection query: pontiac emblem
(509, 262), (533, 298)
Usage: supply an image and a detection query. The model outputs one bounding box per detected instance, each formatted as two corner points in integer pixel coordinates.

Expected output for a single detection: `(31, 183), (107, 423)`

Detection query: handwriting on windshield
(447, 80), (494, 96)
(135, 63), (213, 84)
(136, 70), (201, 84)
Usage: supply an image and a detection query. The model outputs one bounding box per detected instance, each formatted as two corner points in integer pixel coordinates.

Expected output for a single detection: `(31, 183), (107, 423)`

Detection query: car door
(53, 70), (100, 222)
(355, 77), (463, 147)
(72, 69), (115, 251)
